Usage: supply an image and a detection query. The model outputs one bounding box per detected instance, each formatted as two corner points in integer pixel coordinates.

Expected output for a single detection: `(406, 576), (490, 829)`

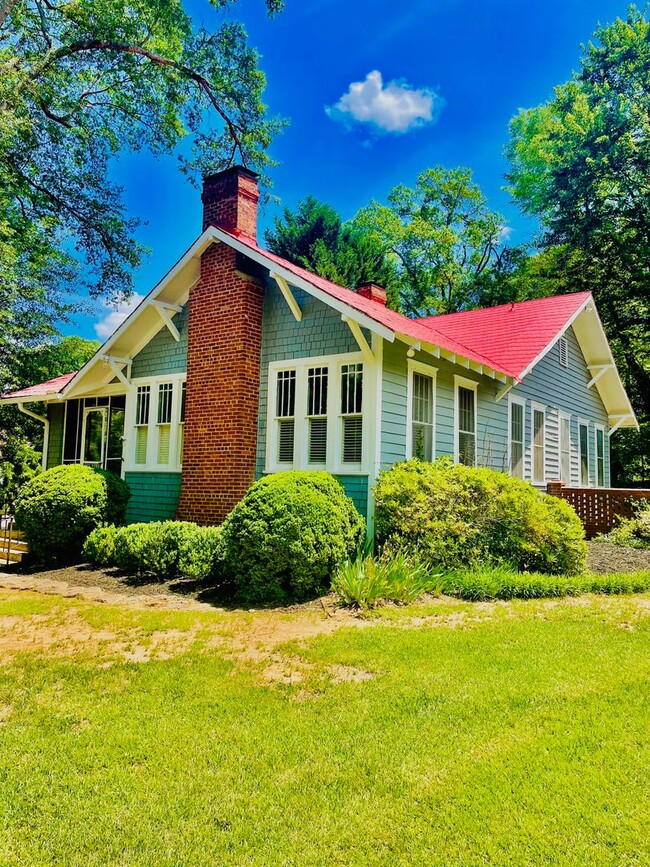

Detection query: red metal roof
(222, 229), (592, 380)
(2, 372), (76, 401)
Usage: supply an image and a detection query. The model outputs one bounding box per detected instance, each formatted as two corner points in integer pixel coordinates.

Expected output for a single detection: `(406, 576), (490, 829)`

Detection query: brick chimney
(201, 165), (260, 238)
(177, 166), (264, 525)
(356, 282), (387, 306)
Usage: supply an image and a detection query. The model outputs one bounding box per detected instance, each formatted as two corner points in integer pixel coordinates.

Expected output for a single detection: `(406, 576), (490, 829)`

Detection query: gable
(131, 304), (188, 379)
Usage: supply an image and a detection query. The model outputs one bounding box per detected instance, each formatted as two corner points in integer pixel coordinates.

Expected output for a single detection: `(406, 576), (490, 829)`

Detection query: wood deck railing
(546, 481), (650, 538)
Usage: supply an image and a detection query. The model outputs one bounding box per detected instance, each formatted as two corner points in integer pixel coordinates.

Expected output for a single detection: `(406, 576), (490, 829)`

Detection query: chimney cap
(202, 164), (260, 185)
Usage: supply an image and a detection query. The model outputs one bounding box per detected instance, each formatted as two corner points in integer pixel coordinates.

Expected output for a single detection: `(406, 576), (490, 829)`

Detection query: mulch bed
(586, 541), (650, 574)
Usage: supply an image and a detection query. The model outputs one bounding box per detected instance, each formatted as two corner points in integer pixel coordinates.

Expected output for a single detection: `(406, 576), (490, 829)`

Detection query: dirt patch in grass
(586, 540), (650, 574)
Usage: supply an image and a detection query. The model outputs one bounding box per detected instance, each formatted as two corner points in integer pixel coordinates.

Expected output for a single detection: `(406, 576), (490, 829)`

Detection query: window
(532, 406), (546, 483)
(156, 382), (174, 464)
(341, 363), (363, 464)
(596, 425), (605, 487)
(275, 369), (296, 464)
(307, 366), (328, 464)
(559, 413), (571, 483)
(135, 385), (151, 465)
(509, 397), (525, 478)
(455, 377), (477, 466)
(63, 396), (125, 473)
(408, 362), (436, 461)
(178, 381), (186, 464)
(558, 336), (569, 367)
(579, 421), (589, 486)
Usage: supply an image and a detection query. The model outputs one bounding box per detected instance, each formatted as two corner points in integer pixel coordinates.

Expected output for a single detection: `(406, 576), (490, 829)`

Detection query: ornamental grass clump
(374, 458), (587, 575)
(333, 549), (443, 608)
(221, 471), (365, 603)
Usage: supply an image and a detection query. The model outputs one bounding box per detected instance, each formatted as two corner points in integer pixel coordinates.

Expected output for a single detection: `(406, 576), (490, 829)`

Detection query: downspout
(17, 402), (50, 471)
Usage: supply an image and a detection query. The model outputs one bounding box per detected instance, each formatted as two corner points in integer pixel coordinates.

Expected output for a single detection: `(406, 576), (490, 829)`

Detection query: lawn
(0, 588), (649, 866)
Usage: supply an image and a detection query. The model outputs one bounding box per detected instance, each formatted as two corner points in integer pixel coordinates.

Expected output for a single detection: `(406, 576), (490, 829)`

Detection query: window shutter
(135, 426), (148, 464)
(278, 420), (295, 463)
(342, 416), (363, 463)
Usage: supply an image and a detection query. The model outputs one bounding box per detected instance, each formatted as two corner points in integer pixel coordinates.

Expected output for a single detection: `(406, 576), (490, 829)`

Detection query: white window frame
(406, 360), (438, 461)
(266, 351), (374, 476)
(508, 394), (526, 479)
(454, 375), (478, 466)
(124, 373), (186, 473)
(531, 402), (547, 484)
(595, 423), (606, 487)
(578, 418), (590, 487)
(559, 411), (572, 485)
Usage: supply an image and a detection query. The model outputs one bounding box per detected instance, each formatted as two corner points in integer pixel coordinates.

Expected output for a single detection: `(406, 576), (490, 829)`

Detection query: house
(1, 166), (638, 527)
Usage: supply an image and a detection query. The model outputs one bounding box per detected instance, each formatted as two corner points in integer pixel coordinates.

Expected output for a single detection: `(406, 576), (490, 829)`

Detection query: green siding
(124, 472), (182, 523)
(380, 325), (611, 487)
(256, 279), (360, 477)
(131, 304), (188, 378)
(335, 475), (368, 519)
(46, 403), (64, 468)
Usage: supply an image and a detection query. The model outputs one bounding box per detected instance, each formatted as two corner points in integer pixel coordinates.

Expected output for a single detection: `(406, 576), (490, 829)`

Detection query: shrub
(14, 465), (130, 563)
(221, 471), (365, 602)
(597, 503), (650, 549)
(374, 458), (587, 575)
(83, 521), (224, 582)
(333, 549), (443, 608)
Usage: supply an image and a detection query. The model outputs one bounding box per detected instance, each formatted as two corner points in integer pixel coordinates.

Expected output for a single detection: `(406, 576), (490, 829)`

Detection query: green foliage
(265, 196), (401, 309)
(0, 438), (41, 512)
(83, 521), (224, 581)
(92, 470), (131, 527)
(221, 471), (365, 603)
(596, 503), (650, 550)
(506, 7), (650, 439)
(374, 458), (587, 575)
(444, 565), (650, 601)
(355, 166), (516, 316)
(14, 464), (129, 562)
(333, 549), (443, 609)
(0, 0), (283, 372)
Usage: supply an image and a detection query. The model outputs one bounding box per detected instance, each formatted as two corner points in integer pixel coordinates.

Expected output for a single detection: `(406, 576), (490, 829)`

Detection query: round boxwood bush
(221, 471), (366, 602)
(374, 458), (587, 575)
(15, 465), (130, 563)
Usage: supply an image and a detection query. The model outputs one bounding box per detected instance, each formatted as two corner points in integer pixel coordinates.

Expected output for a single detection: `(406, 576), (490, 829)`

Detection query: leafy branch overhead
(0, 0), (284, 325)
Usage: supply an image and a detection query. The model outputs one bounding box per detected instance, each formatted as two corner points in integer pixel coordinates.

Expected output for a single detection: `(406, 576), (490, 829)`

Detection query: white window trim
(558, 410), (573, 485)
(406, 359), (438, 460)
(594, 422), (606, 488)
(507, 394), (527, 479)
(266, 351), (376, 476)
(453, 375), (478, 465)
(578, 417), (591, 487)
(124, 373), (186, 473)
(531, 401), (547, 485)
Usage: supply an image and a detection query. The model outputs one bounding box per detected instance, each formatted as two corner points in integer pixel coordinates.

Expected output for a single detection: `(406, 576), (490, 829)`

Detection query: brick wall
(202, 166), (259, 237)
(176, 242), (264, 524)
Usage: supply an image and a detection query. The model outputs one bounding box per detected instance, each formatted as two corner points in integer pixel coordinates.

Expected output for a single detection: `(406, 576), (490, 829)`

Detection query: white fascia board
(209, 227), (395, 343)
(517, 295), (593, 380)
(61, 230), (214, 399)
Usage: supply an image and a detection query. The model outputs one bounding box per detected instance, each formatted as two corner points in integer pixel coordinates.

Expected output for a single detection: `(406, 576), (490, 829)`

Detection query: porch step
(0, 532), (28, 564)
(0, 539), (28, 553)
(0, 548), (24, 564)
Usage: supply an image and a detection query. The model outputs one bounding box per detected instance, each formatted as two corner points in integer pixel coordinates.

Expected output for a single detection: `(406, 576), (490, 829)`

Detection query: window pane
(341, 364), (363, 414)
(458, 387), (475, 434)
(533, 410), (545, 482)
(510, 402), (524, 477)
(276, 371), (296, 418)
(560, 417), (571, 483)
(596, 428), (605, 487)
(157, 383), (173, 425)
(308, 367), (328, 416)
(63, 399), (82, 463)
(83, 410), (105, 466)
(135, 426), (148, 464)
(309, 418), (327, 463)
(579, 424), (589, 485)
(136, 386), (150, 426)
(458, 431), (475, 466)
(412, 422), (433, 461)
(412, 373), (433, 424)
(158, 424), (171, 464)
(342, 416), (363, 463)
(277, 419), (295, 463)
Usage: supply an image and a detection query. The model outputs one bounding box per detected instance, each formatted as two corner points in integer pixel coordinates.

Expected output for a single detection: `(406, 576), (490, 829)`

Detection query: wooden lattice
(546, 482), (650, 538)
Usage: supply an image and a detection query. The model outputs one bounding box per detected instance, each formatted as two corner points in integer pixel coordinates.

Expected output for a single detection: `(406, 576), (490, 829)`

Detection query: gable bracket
(342, 315), (375, 364)
(270, 272), (302, 322)
(102, 355), (131, 389)
(587, 364), (614, 389)
(151, 300), (182, 342)
(495, 378), (516, 402)
(608, 414), (634, 436)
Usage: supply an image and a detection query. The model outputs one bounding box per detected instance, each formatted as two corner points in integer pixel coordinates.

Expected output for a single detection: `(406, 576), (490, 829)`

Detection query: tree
(265, 196), (401, 308)
(355, 167), (513, 316)
(0, 0), (283, 375)
(506, 8), (650, 424)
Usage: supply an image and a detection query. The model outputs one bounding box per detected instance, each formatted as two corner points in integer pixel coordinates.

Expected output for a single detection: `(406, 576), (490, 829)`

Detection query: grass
(0, 588), (649, 865)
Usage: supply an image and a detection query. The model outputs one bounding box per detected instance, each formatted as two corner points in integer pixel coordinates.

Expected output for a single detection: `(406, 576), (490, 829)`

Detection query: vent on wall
(558, 336), (569, 367)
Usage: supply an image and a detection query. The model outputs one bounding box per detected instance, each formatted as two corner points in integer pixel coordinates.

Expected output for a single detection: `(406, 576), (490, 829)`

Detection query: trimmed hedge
(374, 458), (587, 575)
(15, 465), (130, 562)
(82, 521), (224, 582)
(221, 471), (365, 602)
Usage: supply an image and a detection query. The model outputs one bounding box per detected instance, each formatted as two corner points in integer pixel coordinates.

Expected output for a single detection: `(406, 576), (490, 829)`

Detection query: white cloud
(326, 70), (443, 134)
(498, 226), (513, 243)
(94, 293), (145, 340)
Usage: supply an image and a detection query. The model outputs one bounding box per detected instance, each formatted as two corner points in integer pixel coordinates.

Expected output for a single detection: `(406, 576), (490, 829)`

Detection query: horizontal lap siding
(256, 280), (359, 478)
(46, 404), (64, 468)
(124, 472), (182, 523)
(515, 327), (610, 486)
(335, 475), (369, 519)
(131, 305), (188, 378)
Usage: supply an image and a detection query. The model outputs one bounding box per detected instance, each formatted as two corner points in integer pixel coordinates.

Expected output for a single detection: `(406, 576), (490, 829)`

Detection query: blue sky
(81, 0), (632, 341)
